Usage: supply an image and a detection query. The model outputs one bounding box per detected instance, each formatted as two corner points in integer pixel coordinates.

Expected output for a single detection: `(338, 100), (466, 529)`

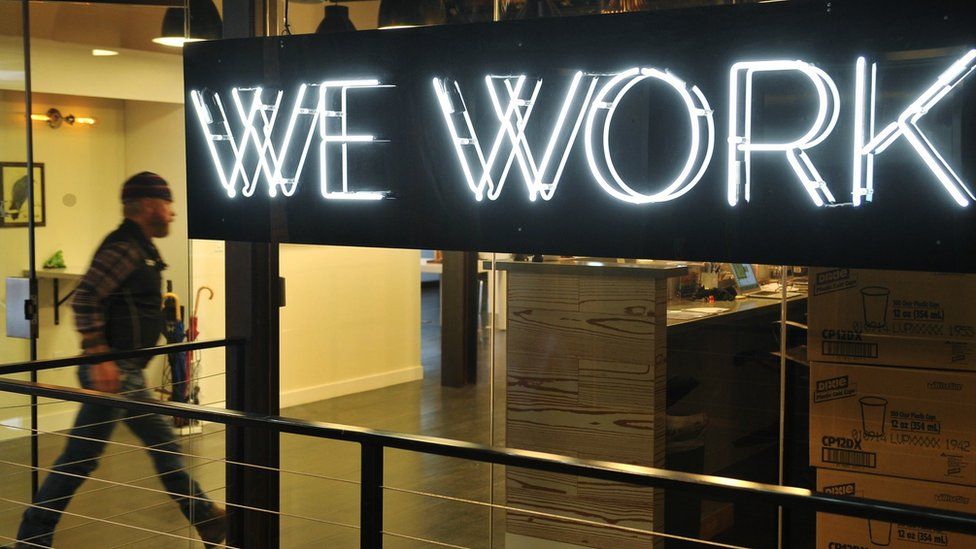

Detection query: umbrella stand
(159, 282), (215, 434)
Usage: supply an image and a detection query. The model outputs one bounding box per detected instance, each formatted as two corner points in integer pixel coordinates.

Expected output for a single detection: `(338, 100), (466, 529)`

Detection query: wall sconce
(31, 108), (96, 129)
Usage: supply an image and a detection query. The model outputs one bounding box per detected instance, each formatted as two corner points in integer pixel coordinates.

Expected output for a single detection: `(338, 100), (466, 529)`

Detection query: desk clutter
(673, 262), (807, 303)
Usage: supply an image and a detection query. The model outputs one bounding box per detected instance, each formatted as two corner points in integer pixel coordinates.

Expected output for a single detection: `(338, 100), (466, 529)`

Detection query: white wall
(0, 88), (32, 438)
(0, 94), (195, 439)
(189, 242), (424, 412)
(0, 91), (131, 438)
(279, 245), (421, 408)
(188, 239), (227, 409)
(0, 90), (30, 369)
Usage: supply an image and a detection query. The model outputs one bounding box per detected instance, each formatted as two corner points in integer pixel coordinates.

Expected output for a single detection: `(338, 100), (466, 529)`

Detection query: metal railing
(1, 340), (974, 547)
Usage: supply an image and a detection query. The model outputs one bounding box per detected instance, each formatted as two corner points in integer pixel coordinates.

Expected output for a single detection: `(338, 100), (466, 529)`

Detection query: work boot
(195, 504), (227, 548)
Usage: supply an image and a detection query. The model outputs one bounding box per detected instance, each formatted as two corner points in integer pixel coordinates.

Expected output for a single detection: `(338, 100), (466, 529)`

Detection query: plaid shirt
(72, 221), (155, 350)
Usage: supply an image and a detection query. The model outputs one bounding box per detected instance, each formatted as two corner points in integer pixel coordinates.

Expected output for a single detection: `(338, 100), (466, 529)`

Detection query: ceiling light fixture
(316, 1), (356, 34)
(378, 0), (446, 29)
(91, 49), (119, 57)
(153, 0), (222, 48)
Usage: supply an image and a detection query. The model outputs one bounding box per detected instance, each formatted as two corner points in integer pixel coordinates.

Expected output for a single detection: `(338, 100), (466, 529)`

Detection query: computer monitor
(730, 263), (759, 292)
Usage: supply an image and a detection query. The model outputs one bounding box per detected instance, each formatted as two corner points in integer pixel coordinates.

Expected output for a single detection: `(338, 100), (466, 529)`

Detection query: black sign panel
(184, 0), (976, 272)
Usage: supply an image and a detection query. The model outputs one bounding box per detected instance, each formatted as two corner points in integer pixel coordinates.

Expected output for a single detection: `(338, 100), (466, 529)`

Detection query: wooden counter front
(498, 260), (685, 548)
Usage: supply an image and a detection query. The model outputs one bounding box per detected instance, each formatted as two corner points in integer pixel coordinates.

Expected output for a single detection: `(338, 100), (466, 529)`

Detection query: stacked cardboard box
(808, 268), (976, 370)
(808, 268), (976, 548)
(817, 469), (976, 548)
(809, 362), (975, 485)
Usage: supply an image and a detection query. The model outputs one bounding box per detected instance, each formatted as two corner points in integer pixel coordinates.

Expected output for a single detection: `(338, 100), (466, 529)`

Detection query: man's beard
(150, 217), (170, 238)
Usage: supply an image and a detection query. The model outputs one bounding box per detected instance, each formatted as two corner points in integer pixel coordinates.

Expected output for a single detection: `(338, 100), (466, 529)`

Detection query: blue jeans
(17, 361), (213, 547)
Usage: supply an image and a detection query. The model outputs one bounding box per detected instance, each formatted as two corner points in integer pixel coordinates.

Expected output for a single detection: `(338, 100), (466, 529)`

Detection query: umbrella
(185, 286), (214, 408)
(162, 283), (188, 405)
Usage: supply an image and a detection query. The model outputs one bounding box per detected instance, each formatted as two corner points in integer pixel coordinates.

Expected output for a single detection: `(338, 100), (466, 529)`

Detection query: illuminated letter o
(584, 68), (715, 204)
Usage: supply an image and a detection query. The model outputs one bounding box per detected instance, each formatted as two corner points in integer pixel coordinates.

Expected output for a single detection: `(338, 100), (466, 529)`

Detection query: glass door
(0, 0), (36, 542)
(1, 1), (219, 545)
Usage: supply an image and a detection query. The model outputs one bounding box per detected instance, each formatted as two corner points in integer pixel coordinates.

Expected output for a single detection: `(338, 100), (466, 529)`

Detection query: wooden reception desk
(494, 259), (687, 548)
(491, 258), (805, 548)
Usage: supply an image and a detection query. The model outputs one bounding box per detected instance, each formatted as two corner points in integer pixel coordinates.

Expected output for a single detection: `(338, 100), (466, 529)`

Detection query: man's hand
(85, 342), (121, 393)
(89, 361), (121, 393)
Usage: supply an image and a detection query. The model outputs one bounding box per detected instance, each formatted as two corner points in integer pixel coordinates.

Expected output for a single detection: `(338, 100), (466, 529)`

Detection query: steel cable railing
(0, 456), (358, 530)
(0, 422), (354, 489)
(381, 484), (746, 549)
(0, 339), (974, 548)
(0, 340), (241, 547)
(0, 386), (230, 525)
(0, 494), (244, 549)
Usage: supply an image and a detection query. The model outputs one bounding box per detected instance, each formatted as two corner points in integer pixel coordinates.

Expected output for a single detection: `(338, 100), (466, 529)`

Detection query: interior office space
(2, 0), (976, 548)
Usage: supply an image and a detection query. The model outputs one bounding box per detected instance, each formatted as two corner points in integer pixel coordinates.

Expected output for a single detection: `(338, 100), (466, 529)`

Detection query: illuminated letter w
(432, 73), (598, 201)
(190, 86), (320, 198)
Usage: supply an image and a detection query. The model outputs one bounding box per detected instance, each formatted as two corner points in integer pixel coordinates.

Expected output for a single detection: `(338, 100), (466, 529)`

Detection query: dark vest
(101, 220), (166, 361)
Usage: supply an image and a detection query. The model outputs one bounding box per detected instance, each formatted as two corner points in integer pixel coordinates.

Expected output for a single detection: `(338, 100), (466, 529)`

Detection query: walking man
(14, 172), (226, 548)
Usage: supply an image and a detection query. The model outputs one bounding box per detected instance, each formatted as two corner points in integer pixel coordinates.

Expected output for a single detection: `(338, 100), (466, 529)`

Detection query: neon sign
(584, 67), (714, 204)
(190, 79), (392, 200)
(727, 60), (840, 207)
(182, 1), (976, 273)
(432, 72), (599, 202)
(854, 50), (976, 207)
(189, 49), (975, 208)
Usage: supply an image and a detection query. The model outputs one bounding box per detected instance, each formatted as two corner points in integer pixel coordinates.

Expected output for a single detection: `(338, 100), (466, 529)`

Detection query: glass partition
(1, 0), (973, 547)
(0, 1), (229, 546)
(0, 2), (34, 545)
(241, 1), (976, 547)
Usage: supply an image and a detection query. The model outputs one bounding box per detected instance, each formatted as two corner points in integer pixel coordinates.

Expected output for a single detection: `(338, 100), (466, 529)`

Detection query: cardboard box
(809, 362), (976, 485)
(817, 469), (976, 548)
(808, 268), (976, 371)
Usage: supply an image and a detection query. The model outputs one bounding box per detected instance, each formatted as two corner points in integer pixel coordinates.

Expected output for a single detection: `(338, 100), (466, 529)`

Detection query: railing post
(361, 442), (384, 548)
(225, 338), (250, 546)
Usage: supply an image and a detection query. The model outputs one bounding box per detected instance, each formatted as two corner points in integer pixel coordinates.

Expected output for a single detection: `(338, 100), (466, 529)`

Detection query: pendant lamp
(316, 3), (357, 34)
(378, 0), (446, 29)
(153, 0), (222, 48)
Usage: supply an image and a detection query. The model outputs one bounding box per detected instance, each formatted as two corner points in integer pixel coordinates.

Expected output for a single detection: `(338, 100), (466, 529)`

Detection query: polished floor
(0, 284), (787, 548)
(0, 285), (505, 548)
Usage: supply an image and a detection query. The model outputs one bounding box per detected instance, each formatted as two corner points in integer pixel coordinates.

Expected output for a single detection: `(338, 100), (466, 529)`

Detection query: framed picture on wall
(0, 162), (45, 227)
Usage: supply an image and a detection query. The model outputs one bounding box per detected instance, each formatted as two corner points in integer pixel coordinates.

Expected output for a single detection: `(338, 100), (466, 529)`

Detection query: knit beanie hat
(121, 172), (172, 203)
